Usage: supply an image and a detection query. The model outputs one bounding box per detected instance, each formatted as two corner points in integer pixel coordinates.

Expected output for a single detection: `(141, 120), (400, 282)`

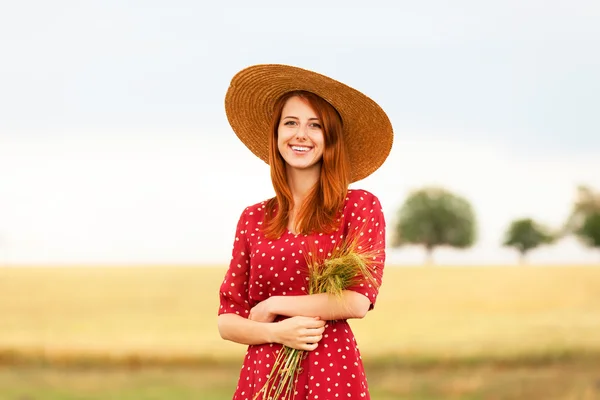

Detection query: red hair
(263, 91), (351, 239)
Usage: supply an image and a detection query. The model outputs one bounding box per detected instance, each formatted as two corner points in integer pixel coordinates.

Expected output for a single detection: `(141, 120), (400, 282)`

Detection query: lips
(290, 145), (313, 153)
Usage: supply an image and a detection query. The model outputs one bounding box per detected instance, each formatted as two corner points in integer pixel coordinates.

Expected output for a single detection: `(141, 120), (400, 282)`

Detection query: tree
(562, 185), (600, 236)
(392, 187), (477, 264)
(575, 212), (600, 252)
(503, 218), (554, 264)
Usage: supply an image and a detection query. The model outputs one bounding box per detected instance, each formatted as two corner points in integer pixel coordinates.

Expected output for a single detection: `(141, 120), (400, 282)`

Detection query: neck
(286, 165), (320, 208)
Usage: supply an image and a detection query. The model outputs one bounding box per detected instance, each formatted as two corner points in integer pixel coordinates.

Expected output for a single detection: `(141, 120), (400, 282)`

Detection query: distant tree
(575, 212), (600, 252)
(503, 218), (554, 264)
(392, 187), (477, 264)
(562, 185), (600, 236)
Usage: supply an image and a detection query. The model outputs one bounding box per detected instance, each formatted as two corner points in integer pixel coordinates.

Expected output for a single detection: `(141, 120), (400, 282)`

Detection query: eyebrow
(282, 116), (320, 121)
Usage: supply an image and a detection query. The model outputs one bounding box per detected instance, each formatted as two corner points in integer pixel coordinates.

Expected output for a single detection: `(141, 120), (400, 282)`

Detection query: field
(1, 265), (600, 399)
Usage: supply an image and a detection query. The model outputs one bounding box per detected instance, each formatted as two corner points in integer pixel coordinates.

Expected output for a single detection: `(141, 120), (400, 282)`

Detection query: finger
(302, 325), (324, 334)
(302, 327), (325, 336)
(304, 342), (319, 351)
(303, 335), (323, 344)
(305, 319), (326, 329)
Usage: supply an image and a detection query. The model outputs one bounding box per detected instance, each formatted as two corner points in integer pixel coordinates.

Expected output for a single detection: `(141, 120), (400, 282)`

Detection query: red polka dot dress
(218, 189), (386, 400)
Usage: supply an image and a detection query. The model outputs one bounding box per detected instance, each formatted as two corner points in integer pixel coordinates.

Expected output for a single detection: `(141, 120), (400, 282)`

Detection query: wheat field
(1, 265), (599, 365)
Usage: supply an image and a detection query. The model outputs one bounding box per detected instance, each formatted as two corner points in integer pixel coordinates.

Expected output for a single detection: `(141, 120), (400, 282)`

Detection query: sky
(1, 1), (599, 265)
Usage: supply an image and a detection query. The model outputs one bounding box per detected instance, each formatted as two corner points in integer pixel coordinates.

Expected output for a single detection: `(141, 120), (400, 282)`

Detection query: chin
(289, 162), (321, 171)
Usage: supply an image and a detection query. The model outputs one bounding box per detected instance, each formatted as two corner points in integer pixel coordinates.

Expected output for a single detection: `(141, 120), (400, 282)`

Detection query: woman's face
(277, 96), (325, 173)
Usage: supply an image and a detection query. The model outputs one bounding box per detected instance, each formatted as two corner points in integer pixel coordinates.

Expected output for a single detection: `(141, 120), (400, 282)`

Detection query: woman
(218, 64), (393, 400)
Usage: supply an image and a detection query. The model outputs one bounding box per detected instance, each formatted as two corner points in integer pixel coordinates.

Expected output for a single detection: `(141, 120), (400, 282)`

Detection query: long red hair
(263, 91), (351, 239)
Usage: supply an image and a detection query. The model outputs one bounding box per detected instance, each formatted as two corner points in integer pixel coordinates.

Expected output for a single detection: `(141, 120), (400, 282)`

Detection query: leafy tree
(562, 185), (600, 236)
(575, 212), (600, 251)
(392, 187), (476, 264)
(503, 218), (554, 264)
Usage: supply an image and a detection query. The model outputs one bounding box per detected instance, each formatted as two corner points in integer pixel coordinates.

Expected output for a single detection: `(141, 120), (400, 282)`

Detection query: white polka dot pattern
(218, 189), (386, 399)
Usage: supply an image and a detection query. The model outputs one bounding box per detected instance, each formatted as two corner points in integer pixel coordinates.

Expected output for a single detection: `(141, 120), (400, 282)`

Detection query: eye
(283, 120), (297, 126)
(310, 122), (322, 129)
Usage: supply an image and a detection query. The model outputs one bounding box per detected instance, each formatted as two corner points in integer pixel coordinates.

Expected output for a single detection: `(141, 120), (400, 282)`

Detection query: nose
(295, 124), (308, 141)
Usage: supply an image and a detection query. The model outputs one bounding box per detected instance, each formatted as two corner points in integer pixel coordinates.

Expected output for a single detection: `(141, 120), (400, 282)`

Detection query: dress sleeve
(344, 191), (386, 310)
(218, 208), (252, 317)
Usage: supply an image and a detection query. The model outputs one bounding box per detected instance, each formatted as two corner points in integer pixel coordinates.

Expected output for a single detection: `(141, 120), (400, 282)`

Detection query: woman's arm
(217, 313), (275, 345)
(249, 290), (371, 322)
(218, 313), (326, 351)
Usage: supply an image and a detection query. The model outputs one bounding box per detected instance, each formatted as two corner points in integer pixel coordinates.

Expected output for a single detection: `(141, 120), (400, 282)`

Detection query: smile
(290, 145), (313, 153)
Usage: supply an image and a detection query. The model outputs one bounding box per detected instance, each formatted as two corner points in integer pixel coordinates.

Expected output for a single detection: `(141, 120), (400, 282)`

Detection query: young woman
(218, 64), (393, 400)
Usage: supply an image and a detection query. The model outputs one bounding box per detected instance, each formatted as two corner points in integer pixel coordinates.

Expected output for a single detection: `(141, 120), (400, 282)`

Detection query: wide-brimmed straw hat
(224, 64), (393, 183)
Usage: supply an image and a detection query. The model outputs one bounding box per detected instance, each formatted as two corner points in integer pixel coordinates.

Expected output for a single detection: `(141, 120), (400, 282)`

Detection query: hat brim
(224, 64), (393, 183)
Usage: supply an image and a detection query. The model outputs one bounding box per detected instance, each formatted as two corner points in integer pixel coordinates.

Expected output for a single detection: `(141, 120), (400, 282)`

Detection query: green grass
(0, 361), (598, 400)
(0, 366), (235, 400)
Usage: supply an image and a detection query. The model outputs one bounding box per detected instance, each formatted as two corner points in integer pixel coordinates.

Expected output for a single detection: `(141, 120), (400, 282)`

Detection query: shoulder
(242, 198), (270, 216)
(232, 198), (272, 240)
(343, 189), (386, 234)
(345, 189), (383, 209)
(343, 189), (385, 222)
(236, 197), (273, 223)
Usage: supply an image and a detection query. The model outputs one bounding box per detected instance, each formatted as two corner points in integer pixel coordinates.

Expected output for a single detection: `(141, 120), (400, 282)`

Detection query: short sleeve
(344, 191), (386, 310)
(218, 208), (252, 317)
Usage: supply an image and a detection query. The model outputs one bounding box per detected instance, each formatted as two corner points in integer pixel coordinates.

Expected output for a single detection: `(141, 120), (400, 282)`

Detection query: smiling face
(277, 96), (325, 173)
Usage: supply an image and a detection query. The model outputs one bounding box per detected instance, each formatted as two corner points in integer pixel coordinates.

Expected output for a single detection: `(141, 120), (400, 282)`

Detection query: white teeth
(291, 146), (311, 152)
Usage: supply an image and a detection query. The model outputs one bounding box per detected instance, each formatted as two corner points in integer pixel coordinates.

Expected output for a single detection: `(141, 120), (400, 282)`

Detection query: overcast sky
(1, 1), (599, 265)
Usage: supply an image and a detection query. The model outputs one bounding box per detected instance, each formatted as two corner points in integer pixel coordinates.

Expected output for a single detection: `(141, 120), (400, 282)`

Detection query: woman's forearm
(217, 313), (274, 345)
(218, 313), (328, 351)
(268, 291), (370, 320)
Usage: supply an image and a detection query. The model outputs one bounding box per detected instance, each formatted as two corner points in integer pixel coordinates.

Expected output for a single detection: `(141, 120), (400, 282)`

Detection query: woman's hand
(271, 316), (326, 351)
(248, 297), (278, 323)
(248, 298), (326, 350)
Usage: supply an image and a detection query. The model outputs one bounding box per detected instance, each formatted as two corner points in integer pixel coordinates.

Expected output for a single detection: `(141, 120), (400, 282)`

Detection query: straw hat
(224, 64), (393, 183)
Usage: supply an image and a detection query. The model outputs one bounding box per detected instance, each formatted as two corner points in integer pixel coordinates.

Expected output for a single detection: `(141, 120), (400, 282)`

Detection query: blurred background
(1, 1), (599, 399)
